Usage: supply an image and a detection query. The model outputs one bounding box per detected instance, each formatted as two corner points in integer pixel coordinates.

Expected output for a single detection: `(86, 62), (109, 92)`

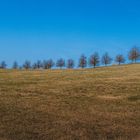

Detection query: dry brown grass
(0, 64), (140, 140)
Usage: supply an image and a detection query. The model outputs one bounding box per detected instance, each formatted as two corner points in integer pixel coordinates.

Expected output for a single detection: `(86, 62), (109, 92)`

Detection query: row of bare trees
(0, 46), (140, 69)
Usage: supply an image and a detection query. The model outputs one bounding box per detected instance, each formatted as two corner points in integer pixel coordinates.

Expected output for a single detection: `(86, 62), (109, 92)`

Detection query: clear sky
(0, 0), (140, 66)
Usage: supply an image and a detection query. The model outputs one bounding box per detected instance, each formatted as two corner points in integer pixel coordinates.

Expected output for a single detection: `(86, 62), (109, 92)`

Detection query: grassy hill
(0, 64), (140, 140)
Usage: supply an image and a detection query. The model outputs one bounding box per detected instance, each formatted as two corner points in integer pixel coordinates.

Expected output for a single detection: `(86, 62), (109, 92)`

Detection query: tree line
(0, 46), (140, 69)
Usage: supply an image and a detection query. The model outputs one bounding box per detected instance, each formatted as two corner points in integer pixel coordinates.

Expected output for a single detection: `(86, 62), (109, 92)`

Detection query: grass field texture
(0, 64), (140, 140)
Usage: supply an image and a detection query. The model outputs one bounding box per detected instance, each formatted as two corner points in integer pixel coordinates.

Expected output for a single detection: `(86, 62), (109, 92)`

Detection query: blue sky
(0, 0), (140, 66)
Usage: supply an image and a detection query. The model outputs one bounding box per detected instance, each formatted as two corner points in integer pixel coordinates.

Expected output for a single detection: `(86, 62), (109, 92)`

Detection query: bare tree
(102, 53), (112, 66)
(128, 46), (140, 63)
(115, 54), (125, 65)
(32, 62), (38, 69)
(56, 58), (65, 69)
(67, 59), (74, 69)
(36, 60), (43, 69)
(23, 60), (31, 69)
(89, 52), (100, 68)
(79, 54), (87, 68)
(43, 59), (54, 69)
(0, 61), (7, 69)
(12, 61), (18, 69)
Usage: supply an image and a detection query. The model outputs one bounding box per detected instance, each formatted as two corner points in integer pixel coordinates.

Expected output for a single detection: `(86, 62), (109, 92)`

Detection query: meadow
(0, 64), (140, 140)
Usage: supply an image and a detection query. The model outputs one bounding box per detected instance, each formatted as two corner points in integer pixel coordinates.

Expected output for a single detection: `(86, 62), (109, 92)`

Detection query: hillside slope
(0, 64), (140, 140)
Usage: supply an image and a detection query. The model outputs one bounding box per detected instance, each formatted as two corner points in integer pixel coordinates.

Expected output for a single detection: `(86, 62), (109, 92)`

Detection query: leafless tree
(0, 61), (7, 69)
(89, 52), (100, 68)
(79, 54), (87, 68)
(32, 60), (43, 69)
(67, 59), (74, 69)
(12, 61), (18, 69)
(56, 58), (65, 69)
(36, 60), (43, 69)
(128, 46), (140, 63)
(115, 54), (125, 65)
(43, 59), (54, 69)
(23, 60), (31, 69)
(102, 53), (112, 66)
(32, 62), (38, 69)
